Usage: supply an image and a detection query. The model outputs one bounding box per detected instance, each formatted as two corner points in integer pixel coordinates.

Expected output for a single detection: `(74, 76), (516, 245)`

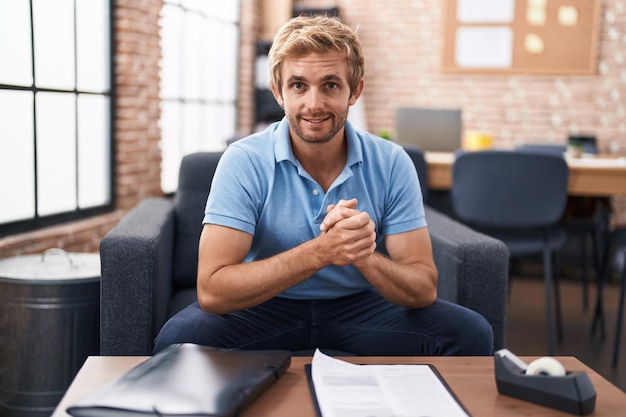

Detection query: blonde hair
(268, 15), (365, 95)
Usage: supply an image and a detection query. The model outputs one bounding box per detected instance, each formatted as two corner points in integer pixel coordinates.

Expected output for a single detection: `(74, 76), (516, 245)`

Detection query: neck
(292, 135), (347, 192)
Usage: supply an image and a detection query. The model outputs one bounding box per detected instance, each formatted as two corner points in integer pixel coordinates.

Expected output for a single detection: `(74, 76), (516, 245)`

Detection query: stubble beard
(287, 107), (350, 145)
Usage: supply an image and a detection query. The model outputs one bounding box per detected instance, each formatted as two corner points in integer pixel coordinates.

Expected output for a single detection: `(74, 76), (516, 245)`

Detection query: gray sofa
(100, 152), (509, 356)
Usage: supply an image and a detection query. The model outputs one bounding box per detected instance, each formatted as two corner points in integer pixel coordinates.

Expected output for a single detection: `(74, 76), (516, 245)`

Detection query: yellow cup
(464, 132), (494, 151)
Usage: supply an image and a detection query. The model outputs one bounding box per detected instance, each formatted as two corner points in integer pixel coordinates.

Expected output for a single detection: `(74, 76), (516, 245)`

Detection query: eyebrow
(285, 74), (344, 84)
(286, 75), (306, 84)
(321, 75), (342, 82)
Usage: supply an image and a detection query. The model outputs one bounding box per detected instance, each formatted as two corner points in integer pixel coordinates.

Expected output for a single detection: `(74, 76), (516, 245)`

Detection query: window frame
(159, 1), (241, 195)
(0, 0), (115, 237)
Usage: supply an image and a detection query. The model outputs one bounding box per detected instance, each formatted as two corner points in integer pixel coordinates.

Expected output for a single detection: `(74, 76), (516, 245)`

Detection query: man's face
(272, 50), (362, 145)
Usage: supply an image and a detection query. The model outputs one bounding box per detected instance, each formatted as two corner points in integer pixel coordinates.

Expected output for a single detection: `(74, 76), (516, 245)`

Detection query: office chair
(517, 144), (609, 314)
(517, 143), (567, 155)
(400, 143), (429, 205)
(593, 227), (626, 367)
(451, 150), (569, 355)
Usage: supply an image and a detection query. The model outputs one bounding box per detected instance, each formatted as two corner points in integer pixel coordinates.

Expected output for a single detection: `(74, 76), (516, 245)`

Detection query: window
(159, 1), (240, 193)
(0, 0), (113, 236)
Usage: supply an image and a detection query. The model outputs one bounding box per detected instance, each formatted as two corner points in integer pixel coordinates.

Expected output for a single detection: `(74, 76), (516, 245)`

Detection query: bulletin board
(441, 0), (601, 75)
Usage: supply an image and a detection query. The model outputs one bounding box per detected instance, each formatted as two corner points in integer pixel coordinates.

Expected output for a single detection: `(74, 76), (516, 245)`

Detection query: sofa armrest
(425, 206), (510, 350)
(100, 198), (175, 355)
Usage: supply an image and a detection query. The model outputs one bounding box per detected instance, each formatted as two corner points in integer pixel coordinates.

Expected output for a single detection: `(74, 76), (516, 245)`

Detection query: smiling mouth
(302, 115), (331, 124)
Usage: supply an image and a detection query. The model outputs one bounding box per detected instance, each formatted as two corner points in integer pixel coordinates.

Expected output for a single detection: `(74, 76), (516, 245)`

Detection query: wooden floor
(507, 265), (625, 392)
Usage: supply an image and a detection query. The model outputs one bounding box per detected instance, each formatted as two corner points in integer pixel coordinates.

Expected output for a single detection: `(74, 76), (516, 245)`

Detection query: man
(154, 15), (493, 355)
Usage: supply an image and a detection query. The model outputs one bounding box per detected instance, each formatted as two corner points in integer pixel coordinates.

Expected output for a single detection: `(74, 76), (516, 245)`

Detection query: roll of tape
(525, 357), (566, 377)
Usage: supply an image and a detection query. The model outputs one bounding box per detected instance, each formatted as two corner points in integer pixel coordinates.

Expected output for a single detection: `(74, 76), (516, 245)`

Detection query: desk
(426, 152), (626, 197)
(53, 355), (625, 417)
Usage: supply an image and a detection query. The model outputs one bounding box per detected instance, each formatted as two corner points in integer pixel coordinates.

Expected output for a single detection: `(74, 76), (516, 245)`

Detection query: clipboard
(304, 363), (471, 417)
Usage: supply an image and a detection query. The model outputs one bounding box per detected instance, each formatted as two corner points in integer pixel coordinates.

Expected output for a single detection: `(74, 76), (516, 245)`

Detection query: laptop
(395, 108), (462, 152)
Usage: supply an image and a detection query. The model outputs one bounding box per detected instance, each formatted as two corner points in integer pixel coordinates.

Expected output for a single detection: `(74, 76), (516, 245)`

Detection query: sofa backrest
(173, 152), (223, 288)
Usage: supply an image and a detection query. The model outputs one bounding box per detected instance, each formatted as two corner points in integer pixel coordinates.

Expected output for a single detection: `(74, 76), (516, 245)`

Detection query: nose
(306, 88), (324, 112)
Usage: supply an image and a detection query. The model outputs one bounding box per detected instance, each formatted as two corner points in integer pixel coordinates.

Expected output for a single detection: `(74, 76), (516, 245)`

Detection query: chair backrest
(516, 143), (566, 155)
(451, 150), (569, 230)
(399, 143), (429, 204)
(174, 152), (223, 288)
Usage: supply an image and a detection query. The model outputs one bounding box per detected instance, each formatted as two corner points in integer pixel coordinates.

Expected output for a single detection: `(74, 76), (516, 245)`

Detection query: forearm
(196, 212), (373, 315)
(197, 238), (325, 315)
(356, 251), (438, 308)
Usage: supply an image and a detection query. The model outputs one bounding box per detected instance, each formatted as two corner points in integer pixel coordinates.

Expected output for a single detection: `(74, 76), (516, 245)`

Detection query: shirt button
(312, 189), (319, 196)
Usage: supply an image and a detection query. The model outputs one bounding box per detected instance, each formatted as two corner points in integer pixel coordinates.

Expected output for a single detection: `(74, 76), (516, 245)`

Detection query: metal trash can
(0, 249), (100, 417)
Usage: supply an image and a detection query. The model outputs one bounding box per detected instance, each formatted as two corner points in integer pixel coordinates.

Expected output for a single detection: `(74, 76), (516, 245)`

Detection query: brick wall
(294, 0), (626, 225)
(114, 0), (164, 210)
(238, 0), (261, 135)
(1, 0), (625, 259)
(293, 0), (625, 149)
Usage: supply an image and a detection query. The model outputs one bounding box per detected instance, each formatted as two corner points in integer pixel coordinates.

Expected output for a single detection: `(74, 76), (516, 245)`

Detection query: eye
(293, 82), (304, 90)
(326, 82), (338, 90)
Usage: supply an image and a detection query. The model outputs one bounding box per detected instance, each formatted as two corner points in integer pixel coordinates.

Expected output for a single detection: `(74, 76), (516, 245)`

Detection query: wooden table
(53, 355), (625, 417)
(426, 152), (626, 197)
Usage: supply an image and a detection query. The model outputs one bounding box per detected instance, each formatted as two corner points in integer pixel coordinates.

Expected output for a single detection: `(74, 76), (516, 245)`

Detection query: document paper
(311, 349), (469, 417)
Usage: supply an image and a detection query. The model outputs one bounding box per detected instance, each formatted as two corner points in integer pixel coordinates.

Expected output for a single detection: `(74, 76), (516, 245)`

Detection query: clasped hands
(317, 198), (377, 267)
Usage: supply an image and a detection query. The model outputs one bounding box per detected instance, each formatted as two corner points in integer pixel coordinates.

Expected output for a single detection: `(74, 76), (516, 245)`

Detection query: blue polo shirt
(203, 118), (426, 299)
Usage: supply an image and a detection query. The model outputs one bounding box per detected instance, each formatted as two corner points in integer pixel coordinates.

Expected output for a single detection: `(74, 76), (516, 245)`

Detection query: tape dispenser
(494, 349), (596, 415)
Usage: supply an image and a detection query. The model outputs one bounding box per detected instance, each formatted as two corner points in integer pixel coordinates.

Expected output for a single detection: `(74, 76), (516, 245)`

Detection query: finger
(336, 225), (377, 266)
(320, 198), (359, 231)
(325, 198), (357, 214)
(320, 206), (359, 231)
(335, 198), (358, 209)
(334, 211), (371, 230)
(352, 240), (378, 268)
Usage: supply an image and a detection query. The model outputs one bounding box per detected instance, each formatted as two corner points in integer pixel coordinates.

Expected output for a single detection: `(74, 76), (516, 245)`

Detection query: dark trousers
(154, 291), (493, 356)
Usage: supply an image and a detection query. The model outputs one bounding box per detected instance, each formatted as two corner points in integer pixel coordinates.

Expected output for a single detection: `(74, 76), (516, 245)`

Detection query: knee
(153, 313), (186, 354)
(153, 303), (213, 354)
(455, 311), (494, 355)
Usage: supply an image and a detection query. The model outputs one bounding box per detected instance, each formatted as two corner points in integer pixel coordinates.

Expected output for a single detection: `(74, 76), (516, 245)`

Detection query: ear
(270, 82), (284, 107)
(349, 79), (364, 106)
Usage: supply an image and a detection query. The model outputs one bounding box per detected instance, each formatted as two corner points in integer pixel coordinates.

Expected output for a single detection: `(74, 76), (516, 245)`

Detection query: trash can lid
(0, 249), (100, 284)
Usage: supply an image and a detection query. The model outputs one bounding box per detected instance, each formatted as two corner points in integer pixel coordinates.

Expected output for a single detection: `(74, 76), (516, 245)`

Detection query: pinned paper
(455, 27), (513, 68)
(559, 6), (578, 26)
(457, 0), (514, 23)
(527, 8), (546, 25)
(527, 0), (547, 25)
(524, 34), (545, 54)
